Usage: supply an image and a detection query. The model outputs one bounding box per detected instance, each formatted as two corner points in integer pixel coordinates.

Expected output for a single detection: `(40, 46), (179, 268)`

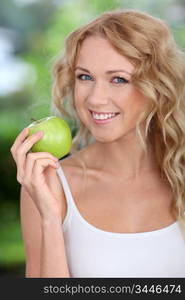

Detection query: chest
(71, 171), (175, 233)
(64, 225), (185, 278)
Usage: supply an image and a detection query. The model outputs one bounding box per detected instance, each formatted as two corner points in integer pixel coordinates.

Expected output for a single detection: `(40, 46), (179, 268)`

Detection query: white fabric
(56, 163), (185, 278)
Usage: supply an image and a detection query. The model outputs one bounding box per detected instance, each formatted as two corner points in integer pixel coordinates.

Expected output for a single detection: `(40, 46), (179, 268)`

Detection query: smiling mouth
(88, 110), (120, 123)
(89, 110), (120, 120)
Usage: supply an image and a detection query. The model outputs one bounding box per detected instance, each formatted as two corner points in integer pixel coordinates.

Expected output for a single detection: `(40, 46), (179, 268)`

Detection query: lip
(89, 109), (120, 115)
(88, 110), (120, 125)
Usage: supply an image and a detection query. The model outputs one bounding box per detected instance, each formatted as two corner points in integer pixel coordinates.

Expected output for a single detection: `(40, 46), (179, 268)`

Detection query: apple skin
(27, 116), (72, 159)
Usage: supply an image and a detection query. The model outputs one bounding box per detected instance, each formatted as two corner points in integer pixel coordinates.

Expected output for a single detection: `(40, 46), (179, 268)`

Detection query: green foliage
(173, 26), (185, 49)
(0, 220), (25, 267)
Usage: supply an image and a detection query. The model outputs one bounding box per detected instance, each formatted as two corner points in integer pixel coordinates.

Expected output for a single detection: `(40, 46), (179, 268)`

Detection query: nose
(86, 81), (109, 107)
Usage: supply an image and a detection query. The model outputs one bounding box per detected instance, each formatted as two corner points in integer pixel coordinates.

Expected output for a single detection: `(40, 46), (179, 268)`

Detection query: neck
(89, 131), (159, 181)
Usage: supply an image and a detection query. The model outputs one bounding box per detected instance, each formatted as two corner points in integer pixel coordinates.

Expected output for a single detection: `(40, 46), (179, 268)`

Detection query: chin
(94, 134), (118, 143)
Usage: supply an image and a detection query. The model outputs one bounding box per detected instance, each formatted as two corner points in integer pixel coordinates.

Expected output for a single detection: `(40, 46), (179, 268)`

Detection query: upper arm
(20, 186), (42, 277)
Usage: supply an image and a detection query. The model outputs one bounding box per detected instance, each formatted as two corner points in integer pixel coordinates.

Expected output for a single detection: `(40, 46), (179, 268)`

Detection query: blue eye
(76, 74), (129, 84)
(77, 74), (92, 81)
(112, 77), (129, 84)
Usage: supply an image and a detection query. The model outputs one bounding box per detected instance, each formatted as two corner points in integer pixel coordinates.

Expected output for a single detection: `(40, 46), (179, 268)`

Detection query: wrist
(41, 212), (62, 227)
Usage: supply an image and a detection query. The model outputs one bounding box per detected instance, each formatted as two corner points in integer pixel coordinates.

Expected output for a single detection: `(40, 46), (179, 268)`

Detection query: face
(74, 35), (149, 143)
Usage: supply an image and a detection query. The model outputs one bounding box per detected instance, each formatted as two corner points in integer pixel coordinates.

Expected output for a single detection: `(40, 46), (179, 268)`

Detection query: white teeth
(92, 112), (116, 120)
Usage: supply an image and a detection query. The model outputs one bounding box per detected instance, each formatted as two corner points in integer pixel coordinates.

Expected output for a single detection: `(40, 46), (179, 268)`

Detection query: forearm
(40, 216), (70, 278)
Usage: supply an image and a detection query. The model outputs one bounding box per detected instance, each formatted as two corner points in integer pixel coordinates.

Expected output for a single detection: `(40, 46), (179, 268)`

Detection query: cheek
(74, 85), (87, 107)
(74, 86), (89, 122)
(74, 87), (82, 114)
(120, 88), (149, 123)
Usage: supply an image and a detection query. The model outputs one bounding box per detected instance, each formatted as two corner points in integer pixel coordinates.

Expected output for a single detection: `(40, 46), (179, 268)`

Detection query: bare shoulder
(53, 143), (96, 222)
(59, 149), (87, 200)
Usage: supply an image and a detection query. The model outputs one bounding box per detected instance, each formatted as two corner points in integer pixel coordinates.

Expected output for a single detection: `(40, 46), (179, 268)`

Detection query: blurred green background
(0, 0), (185, 277)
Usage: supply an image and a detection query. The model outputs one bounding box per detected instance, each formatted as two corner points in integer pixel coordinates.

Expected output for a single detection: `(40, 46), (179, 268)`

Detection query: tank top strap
(56, 162), (74, 209)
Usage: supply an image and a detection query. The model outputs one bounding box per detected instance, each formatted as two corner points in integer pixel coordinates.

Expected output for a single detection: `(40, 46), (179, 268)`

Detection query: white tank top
(56, 163), (185, 278)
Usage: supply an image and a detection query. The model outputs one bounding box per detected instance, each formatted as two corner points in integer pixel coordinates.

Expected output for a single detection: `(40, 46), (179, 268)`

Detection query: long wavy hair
(51, 9), (185, 228)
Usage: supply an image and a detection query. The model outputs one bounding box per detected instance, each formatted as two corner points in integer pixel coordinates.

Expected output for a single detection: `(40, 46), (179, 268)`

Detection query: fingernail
(23, 127), (28, 133)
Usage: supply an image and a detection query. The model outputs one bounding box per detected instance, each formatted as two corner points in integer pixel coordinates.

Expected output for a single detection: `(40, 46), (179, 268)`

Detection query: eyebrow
(75, 66), (132, 75)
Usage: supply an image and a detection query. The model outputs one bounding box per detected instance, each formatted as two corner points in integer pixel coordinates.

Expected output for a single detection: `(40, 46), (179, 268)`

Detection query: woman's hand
(10, 127), (61, 219)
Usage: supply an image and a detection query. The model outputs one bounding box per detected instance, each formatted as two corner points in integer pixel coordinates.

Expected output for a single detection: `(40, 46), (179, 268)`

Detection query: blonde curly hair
(51, 9), (185, 227)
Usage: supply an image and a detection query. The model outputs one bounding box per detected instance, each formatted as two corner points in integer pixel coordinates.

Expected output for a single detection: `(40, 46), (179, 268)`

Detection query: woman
(10, 9), (185, 277)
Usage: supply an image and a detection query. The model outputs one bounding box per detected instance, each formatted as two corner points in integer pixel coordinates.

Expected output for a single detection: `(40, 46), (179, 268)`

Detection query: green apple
(27, 116), (72, 159)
